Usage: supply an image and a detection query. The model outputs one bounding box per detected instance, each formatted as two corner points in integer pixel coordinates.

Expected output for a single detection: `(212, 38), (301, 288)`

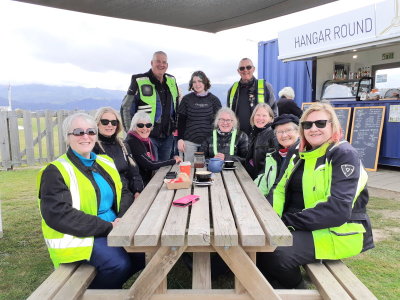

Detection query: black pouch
(141, 84), (153, 96)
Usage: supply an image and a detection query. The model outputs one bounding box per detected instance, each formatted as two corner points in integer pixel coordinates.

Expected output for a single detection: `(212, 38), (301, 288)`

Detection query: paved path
(367, 167), (400, 200)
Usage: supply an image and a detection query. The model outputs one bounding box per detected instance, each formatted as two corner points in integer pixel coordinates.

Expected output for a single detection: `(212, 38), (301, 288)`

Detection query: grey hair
(278, 87), (295, 99)
(250, 103), (274, 126)
(94, 106), (123, 135)
(63, 112), (97, 145)
(238, 57), (254, 68)
(152, 51), (167, 60)
(213, 107), (238, 130)
(129, 111), (152, 132)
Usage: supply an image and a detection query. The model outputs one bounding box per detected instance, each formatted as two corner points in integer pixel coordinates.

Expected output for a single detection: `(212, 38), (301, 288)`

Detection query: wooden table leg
(213, 245), (281, 300)
(192, 252), (211, 289)
(146, 252), (167, 294)
(126, 246), (187, 300)
(235, 252), (256, 294)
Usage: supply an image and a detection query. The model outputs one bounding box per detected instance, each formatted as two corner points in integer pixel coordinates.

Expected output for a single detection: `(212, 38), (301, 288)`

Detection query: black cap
(272, 114), (299, 129)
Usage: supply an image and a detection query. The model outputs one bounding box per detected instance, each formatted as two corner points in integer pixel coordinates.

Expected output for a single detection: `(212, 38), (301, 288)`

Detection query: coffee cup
(180, 161), (191, 177)
(196, 170), (212, 182)
(224, 160), (235, 168)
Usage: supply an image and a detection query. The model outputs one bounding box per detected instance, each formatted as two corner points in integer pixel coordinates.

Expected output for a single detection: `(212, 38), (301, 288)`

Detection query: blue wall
(258, 39), (315, 107)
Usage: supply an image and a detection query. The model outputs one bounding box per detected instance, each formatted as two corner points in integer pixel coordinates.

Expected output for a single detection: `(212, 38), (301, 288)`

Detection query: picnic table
(106, 162), (294, 300)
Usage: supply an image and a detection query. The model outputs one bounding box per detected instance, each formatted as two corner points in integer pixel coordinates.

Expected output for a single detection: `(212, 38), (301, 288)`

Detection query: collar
(239, 76), (256, 87)
(299, 142), (331, 159)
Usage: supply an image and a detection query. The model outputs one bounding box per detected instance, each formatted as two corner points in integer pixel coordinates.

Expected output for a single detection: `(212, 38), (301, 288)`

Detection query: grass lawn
(0, 167), (399, 299)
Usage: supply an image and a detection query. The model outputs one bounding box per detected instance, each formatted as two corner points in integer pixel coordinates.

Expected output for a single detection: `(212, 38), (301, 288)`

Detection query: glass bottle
(194, 152), (205, 168)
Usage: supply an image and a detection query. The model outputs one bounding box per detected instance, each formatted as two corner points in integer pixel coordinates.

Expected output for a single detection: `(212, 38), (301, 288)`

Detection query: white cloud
(0, 0), (382, 90)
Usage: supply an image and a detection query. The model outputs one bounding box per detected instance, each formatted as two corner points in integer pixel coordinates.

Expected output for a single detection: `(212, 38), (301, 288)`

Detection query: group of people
(37, 50), (374, 290)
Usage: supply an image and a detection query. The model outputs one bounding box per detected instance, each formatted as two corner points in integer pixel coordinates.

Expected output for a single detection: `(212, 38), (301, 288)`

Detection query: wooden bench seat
(305, 260), (377, 300)
(28, 262), (96, 300)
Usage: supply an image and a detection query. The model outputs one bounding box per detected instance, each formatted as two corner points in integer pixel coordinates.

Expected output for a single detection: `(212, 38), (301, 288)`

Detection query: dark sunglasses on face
(301, 120), (331, 130)
(100, 119), (118, 126)
(137, 123), (153, 128)
(68, 128), (97, 136)
(239, 65), (253, 71)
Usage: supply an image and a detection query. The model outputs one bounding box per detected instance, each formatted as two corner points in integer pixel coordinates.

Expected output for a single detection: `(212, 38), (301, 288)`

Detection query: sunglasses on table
(301, 120), (331, 130)
(238, 65), (253, 71)
(137, 123), (153, 128)
(68, 128), (97, 136)
(100, 119), (119, 126)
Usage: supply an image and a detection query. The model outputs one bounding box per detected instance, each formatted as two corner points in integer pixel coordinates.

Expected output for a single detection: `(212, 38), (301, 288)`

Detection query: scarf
(128, 131), (155, 161)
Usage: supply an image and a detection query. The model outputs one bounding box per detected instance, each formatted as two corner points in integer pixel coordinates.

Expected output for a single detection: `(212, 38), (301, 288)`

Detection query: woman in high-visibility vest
(199, 107), (248, 163)
(257, 102), (374, 289)
(38, 113), (144, 289)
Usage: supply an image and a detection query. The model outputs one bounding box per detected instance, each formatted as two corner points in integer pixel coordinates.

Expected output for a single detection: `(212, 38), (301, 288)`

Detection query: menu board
(350, 106), (385, 171)
(333, 107), (351, 141)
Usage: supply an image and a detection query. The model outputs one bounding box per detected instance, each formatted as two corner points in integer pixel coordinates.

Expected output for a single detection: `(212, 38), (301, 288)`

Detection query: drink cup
(180, 161), (191, 177)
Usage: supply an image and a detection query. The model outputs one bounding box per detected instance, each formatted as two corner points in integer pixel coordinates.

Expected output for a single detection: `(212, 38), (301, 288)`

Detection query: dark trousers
(88, 237), (145, 289)
(257, 231), (317, 289)
(151, 135), (175, 161)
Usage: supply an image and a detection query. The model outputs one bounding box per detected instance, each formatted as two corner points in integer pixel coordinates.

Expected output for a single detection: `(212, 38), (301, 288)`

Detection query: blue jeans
(88, 237), (145, 289)
(151, 135), (175, 161)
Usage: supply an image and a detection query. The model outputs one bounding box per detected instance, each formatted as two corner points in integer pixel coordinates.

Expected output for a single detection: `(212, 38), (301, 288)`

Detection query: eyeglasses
(218, 118), (233, 123)
(68, 128), (97, 136)
(238, 65), (253, 71)
(301, 120), (331, 130)
(100, 119), (118, 126)
(137, 123), (153, 128)
(276, 128), (296, 136)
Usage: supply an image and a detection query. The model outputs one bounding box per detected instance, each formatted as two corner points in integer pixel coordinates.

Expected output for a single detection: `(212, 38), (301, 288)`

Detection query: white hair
(129, 111), (152, 132)
(63, 112), (97, 144)
(278, 87), (295, 99)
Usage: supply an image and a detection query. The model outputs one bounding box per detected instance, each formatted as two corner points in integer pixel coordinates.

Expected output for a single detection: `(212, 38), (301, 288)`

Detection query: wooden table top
(108, 163), (292, 250)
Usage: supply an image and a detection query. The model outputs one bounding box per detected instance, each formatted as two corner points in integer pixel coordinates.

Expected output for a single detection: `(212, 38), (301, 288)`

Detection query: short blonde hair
(299, 102), (342, 151)
(250, 103), (274, 126)
(94, 106), (123, 136)
(214, 107), (238, 130)
(278, 87), (295, 99)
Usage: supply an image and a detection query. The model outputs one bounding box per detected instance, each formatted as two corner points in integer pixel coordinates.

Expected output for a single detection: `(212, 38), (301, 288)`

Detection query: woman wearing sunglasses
(257, 102), (374, 289)
(93, 107), (144, 199)
(125, 111), (182, 185)
(38, 112), (144, 289)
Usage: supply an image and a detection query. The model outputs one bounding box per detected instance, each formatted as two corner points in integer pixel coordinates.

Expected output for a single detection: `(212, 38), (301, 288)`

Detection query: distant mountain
(0, 83), (232, 111)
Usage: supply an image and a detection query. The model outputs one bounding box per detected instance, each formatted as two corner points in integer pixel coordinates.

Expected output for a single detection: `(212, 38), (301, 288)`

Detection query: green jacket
(38, 153), (122, 268)
(273, 141), (373, 260)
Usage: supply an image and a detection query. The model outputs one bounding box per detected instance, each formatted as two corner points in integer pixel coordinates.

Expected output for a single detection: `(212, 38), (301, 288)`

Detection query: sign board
(350, 106), (386, 171)
(278, 0), (400, 61)
(334, 107), (351, 141)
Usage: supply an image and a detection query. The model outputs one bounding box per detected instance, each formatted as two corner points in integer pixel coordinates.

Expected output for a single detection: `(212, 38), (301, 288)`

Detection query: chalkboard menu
(350, 106), (385, 171)
(333, 107), (351, 141)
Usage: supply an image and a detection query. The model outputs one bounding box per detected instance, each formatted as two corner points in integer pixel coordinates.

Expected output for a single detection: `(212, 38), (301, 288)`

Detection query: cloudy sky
(0, 0), (380, 91)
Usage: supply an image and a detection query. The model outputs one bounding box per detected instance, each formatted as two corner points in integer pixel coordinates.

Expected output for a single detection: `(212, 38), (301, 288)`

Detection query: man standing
(121, 51), (179, 161)
(227, 58), (278, 135)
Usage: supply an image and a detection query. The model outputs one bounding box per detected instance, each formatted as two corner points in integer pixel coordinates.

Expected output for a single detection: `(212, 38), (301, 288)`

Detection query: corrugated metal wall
(257, 39), (315, 107)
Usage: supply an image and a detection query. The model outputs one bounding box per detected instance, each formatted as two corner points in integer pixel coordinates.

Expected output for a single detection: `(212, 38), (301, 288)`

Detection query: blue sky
(0, 0), (380, 90)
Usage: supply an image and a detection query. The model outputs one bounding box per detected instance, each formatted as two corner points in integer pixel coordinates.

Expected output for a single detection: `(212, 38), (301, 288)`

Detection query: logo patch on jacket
(141, 85), (153, 96)
(341, 164), (355, 177)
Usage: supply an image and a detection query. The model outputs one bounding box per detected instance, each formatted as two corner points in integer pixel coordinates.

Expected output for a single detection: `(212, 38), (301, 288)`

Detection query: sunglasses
(137, 123), (153, 128)
(301, 120), (331, 130)
(238, 65), (253, 71)
(68, 128), (97, 136)
(100, 119), (118, 126)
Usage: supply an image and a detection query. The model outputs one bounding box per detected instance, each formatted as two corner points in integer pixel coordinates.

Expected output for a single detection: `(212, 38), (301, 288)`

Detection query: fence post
(45, 110), (55, 162)
(8, 111), (21, 167)
(57, 110), (66, 155)
(0, 112), (12, 169)
(23, 110), (35, 165)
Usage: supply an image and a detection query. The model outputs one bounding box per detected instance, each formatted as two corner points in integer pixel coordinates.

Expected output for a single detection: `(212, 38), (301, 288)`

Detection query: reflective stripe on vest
(229, 79), (265, 109)
(213, 129), (237, 156)
(136, 75), (178, 123)
(45, 234), (93, 249)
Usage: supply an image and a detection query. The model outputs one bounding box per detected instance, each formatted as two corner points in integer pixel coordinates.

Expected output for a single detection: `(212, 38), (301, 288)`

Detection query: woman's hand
(134, 192), (140, 199)
(111, 218), (121, 227)
(177, 139), (185, 152)
(174, 156), (182, 164)
(214, 153), (225, 160)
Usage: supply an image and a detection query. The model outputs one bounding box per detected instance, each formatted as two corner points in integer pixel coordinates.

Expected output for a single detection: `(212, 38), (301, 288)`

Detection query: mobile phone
(172, 195), (200, 207)
(165, 171), (177, 179)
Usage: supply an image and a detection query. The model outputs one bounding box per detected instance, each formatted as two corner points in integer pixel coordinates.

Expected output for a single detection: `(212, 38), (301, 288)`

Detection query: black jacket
(276, 97), (303, 118)
(39, 148), (133, 238)
(93, 133), (144, 195)
(125, 133), (176, 185)
(199, 130), (248, 163)
(245, 124), (278, 179)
